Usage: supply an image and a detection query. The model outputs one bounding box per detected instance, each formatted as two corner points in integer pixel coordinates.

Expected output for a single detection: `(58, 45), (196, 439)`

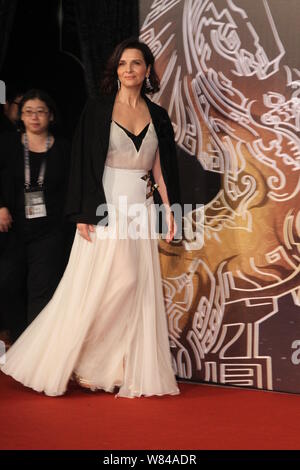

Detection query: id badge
(25, 189), (47, 219)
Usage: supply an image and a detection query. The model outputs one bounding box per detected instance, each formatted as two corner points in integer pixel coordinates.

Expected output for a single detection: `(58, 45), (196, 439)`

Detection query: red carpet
(0, 372), (300, 450)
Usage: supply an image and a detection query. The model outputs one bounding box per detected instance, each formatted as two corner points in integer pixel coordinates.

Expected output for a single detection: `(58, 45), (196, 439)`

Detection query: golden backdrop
(140, 0), (300, 392)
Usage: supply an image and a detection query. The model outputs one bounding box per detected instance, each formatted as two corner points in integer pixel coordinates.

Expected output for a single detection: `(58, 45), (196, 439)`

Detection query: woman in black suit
(0, 89), (70, 342)
(1, 39), (181, 399)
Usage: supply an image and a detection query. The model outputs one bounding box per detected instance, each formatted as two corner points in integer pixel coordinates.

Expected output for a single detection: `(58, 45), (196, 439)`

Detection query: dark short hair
(100, 37), (160, 96)
(18, 89), (59, 132)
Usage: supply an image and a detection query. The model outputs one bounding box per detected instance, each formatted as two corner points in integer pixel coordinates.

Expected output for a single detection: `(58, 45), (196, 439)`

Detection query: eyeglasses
(22, 110), (49, 117)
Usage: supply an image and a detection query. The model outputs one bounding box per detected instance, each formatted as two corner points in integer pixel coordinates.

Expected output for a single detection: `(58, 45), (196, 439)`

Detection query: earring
(146, 76), (152, 90)
(117, 78), (121, 90)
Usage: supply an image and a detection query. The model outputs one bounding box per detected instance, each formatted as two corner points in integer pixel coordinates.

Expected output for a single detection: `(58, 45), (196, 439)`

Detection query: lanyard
(24, 133), (51, 189)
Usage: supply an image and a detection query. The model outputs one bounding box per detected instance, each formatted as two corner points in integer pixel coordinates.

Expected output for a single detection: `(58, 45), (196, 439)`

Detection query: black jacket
(65, 94), (181, 226)
(0, 131), (70, 220)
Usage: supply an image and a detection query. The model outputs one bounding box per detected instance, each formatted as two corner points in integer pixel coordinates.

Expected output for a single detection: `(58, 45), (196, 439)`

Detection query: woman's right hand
(0, 207), (13, 232)
(77, 223), (95, 242)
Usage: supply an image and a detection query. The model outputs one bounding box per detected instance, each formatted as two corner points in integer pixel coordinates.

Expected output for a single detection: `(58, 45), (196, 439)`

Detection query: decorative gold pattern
(140, 0), (300, 392)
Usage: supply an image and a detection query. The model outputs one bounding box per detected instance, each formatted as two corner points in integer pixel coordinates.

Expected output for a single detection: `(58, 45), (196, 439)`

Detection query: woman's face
(21, 98), (53, 134)
(117, 48), (150, 90)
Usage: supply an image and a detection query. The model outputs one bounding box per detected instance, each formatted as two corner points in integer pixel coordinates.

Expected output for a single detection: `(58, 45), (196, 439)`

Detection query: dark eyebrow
(24, 106), (47, 110)
(119, 58), (143, 62)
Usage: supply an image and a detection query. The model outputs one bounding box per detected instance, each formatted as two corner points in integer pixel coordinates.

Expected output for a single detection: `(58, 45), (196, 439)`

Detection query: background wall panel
(139, 0), (300, 393)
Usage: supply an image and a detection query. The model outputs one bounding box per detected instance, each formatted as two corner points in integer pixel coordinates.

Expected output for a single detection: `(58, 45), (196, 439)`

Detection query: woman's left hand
(165, 209), (177, 243)
(0, 207), (13, 232)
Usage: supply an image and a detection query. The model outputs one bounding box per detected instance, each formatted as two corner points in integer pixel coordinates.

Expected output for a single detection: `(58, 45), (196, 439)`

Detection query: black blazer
(0, 132), (70, 219)
(65, 94), (181, 227)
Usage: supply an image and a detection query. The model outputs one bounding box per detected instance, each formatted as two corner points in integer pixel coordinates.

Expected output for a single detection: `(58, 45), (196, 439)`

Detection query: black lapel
(144, 95), (162, 137)
(96, 94), (116, 159)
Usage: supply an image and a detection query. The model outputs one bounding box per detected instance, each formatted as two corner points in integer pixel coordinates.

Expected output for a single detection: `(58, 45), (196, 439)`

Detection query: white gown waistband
(103, 165), (152, 207)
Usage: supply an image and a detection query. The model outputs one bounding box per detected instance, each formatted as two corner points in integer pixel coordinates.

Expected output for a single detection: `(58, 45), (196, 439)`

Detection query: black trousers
(0, 221), (71, 341)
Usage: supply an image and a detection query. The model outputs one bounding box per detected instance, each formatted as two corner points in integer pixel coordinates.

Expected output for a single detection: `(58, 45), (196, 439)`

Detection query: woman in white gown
(0, 38), (181, 398)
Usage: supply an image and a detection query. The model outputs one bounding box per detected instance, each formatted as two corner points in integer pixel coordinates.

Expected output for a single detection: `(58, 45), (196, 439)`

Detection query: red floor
(0, 372), (300, 450)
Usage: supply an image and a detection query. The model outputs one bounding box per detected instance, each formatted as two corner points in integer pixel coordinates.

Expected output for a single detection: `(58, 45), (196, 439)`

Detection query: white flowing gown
(0, 121), (180, 398)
